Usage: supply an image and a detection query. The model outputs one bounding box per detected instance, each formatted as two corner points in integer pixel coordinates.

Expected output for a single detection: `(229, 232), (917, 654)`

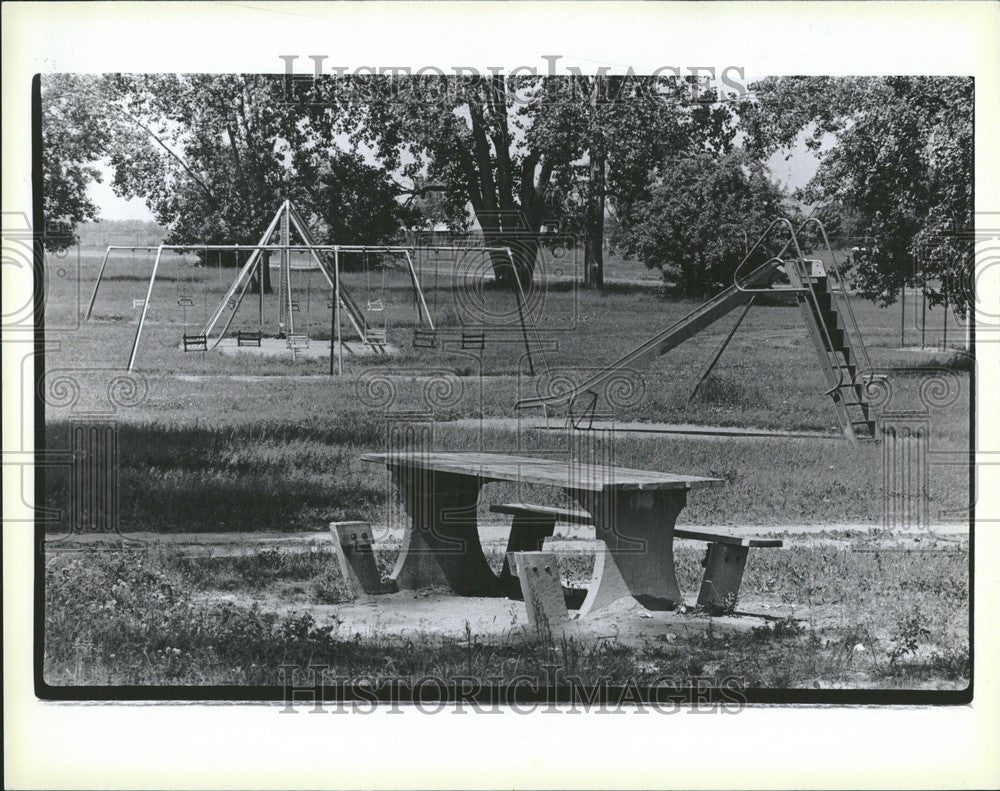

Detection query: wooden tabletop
(361, 451), (724, 492)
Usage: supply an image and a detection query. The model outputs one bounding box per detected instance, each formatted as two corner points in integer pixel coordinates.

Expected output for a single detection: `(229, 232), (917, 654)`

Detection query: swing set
(85, 199), (541, 373)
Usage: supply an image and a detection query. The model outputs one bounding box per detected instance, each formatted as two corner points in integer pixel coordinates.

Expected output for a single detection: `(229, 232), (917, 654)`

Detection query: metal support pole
(84, 246), (114, 320)
(329, 278), (336, 376)
(402, 248), (434, 329)
(900, 282), (905, 348)
(334, 247), (343, 375)
(281, 201), (294, 335)
(921, 275), (927, 349)
(688, 295), (756, 403)
(257, 256), (264, 331)
(508, 248), (535, 377)
(943, 285), (948, 349)
(126, 245), (164, 371)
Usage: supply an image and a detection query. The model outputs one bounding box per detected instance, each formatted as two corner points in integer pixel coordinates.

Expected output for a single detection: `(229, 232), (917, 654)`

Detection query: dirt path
(443, 416), (843, 440)
(45, 522), (969, 553)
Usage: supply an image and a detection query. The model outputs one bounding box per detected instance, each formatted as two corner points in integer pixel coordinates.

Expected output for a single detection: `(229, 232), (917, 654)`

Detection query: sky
(87, 130), (823, 223)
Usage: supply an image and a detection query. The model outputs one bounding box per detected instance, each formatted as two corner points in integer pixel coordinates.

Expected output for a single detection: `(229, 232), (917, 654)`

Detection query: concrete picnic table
(361, 451), (724, 613)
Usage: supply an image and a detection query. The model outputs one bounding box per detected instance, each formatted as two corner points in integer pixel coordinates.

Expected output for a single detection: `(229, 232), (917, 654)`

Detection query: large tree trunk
(480, 218), (542, 291)
(461, 78), (550, 290)
(583, 146), (606, 289)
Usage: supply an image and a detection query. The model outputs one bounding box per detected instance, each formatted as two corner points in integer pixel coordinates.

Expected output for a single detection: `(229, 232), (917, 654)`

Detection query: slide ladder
(781, 245), (880, 441)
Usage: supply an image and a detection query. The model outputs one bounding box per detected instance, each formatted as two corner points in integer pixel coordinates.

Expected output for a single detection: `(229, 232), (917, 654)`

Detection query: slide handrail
(797, 217), (874, 378)
(734, 217), (848, 394)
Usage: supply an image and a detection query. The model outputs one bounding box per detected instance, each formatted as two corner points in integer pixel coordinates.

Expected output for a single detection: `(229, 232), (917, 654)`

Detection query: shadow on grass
(44, 417), (388, 533)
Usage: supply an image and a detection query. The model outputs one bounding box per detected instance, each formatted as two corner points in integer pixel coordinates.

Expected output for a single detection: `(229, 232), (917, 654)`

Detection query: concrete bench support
(697, 543), (750, 613)
(329, 521), (398, 599)
(510, 552), (570, 638)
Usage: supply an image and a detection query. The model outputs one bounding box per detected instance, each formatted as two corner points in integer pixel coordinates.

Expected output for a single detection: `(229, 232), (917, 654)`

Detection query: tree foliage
(316, 74), (734, 287)
(618, 150), (788, 296)
(102, 75), (413, 255)
(40, 75), (112, 248)
(742, 77), (973, 309)
(525, 77), (734, 287)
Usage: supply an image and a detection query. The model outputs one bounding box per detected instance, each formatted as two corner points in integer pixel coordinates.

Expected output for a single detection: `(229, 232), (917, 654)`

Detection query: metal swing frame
(86, 199), (542, 374)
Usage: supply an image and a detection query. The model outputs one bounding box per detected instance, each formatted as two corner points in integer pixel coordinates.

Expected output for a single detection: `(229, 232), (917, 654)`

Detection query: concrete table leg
(390, 468), (500, 596)
(498, 515), (557, 599)
(574, 489), (687, 616)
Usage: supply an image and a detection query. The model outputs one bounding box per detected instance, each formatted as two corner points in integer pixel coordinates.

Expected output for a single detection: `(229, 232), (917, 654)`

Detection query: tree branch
(107, 103), (220, 210)
(395, 182), (450, 201)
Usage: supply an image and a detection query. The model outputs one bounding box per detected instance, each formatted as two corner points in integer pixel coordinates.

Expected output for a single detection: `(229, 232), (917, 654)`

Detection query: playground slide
(515, 260), (785, 411)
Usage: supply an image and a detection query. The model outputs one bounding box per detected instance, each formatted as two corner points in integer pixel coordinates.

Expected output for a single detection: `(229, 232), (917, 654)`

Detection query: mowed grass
(40, 244), (971, 690)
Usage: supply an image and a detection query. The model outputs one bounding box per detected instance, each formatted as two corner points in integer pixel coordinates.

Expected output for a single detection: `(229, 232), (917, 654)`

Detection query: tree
(618, 150), (787, 296)
(523, 76), (699, 288)
(335, 75), (568, 287)
(40, 75), (112, 248)
(741, 77), (973, 310)
(338, 74), (730, 289)
(100, 75), (415, 290)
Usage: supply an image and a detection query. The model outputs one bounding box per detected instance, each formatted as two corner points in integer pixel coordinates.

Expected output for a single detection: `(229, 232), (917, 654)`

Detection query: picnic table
(361, 451), (723, 613)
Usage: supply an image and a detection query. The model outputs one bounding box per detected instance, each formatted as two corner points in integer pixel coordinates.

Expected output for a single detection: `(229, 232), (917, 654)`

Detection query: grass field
(40, 243), (972, 691)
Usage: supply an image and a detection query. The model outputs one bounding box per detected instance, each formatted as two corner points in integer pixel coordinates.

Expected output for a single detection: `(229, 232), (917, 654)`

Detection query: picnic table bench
(361, 451), (724, 615)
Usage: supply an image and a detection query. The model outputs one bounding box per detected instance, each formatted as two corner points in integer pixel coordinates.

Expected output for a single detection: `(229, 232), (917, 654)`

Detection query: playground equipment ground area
(201, 337), (401, 359)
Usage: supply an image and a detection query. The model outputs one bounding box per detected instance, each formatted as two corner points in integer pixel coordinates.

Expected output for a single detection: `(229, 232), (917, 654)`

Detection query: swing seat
(413, 329), (437, 348)
(183, 334), (208, 352)
(366, 300), (385, 312)
(286, 333), (310, 359)
(237, 331), (262, 347)
(176, 296), (195, 308)
(461, 332), (486, 351)
(365, 329), (388, 347)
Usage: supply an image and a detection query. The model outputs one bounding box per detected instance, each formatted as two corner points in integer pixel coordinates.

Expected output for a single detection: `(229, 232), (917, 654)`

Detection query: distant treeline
(75, 219), (166, 248)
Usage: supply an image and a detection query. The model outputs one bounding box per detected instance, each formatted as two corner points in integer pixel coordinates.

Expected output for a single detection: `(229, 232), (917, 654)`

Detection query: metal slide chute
(514, 259), (785, 412)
